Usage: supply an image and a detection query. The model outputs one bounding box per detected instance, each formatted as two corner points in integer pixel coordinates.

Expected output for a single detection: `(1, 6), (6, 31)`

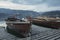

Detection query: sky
(0, 0), (60, 12)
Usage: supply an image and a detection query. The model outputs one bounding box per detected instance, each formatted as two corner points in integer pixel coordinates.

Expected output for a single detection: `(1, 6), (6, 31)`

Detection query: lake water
(0, 21), (60, 40)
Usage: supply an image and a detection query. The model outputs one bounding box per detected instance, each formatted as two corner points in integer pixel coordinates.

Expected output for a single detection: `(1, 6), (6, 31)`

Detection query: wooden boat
(32, 17), (60, 29)
(5, 17), (31, 38)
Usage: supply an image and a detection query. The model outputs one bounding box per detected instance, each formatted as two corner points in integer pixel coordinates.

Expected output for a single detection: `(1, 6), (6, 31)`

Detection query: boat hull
(6, 21), (31, 37)
(32, 19), (60, 29)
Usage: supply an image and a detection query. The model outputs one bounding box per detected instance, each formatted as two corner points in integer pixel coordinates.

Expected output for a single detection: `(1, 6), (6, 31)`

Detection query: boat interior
(5, 17), (25, 22)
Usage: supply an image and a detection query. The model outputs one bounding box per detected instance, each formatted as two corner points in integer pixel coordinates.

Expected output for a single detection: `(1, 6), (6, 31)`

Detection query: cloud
(6, 0), (60, 6)
(0, 0), (60, 12)
(0, 1), (35, 10)
(0, 0), (45, 5)
(0, 0), (60, 6)
(44, 0), (60, 6)
(24, 0), (44, 5)
(34, 5), (60, 12)
(0, 1), (49, 12)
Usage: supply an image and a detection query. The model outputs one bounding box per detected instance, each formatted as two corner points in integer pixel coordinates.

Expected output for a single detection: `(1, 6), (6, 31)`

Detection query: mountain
(41, 10), (60, 17)
(0, 8), (40, 20)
